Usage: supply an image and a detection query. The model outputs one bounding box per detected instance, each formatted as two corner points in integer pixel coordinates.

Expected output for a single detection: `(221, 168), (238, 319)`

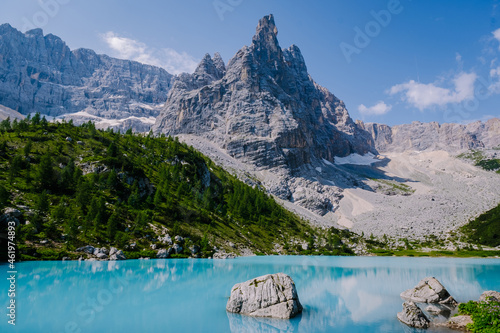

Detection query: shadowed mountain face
(153, 15), (375, 172)
(0, 24), (172, 131)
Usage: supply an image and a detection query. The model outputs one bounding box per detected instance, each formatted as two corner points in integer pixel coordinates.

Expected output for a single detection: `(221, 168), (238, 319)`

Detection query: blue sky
(1, 0), (500, 125)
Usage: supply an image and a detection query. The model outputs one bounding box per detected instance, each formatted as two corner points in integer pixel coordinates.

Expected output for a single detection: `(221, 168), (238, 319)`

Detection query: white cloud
(389, 72), (477, 110)
(493, 28), (500, 47)
(488, 66), (500, 93)
(101, 32), (198, 75)
(358, 101), (392, 115)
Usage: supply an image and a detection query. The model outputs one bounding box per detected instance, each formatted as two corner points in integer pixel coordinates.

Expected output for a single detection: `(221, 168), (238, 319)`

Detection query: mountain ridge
(152, 14), (375, 216)
(0, 23), (172, 131)
(361, 119), (500, 153)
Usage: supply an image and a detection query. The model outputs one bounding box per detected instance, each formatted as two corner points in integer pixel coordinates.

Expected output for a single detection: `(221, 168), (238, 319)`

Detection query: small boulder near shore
(479, 290), (500, 303)
(226, 273), (303, 319)
(401, 277), (457, 305)
(397, 301), (430, 329)
(436, 315), (473, 331)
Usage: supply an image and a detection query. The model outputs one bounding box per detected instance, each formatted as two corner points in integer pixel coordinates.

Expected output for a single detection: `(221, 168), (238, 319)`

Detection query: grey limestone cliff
(153, 15), (375, 215)
(154, 15), (373, 168)
(0, 24), (172, 131)
(361, 119), (500, 153)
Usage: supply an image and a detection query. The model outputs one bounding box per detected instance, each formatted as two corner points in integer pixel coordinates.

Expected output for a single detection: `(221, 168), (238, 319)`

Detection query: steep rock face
(153, 15), (375, 215)
(362, 119), (500, 152)
(153, 15), (373, 170)
(0, 24), (172, 131)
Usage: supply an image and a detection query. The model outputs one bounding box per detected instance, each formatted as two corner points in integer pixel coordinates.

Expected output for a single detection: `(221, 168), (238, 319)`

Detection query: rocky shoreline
(397, 277), (500, 331)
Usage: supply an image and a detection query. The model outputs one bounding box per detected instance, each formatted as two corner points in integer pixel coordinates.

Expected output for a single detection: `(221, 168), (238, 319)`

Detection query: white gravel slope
(176, 134), (500, 241)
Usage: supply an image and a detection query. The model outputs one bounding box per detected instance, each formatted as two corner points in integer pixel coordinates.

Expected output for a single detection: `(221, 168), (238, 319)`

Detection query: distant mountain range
(362, 119), (500, 153)
(0, 16), (499, 233)
(0, 23), (172, 131)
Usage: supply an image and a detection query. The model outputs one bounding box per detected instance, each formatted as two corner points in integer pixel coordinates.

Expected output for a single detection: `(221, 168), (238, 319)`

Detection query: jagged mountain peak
(254, 14), (278, 40)
(153, 15), (375, 216)
(251, 14), (282, 65)
(212, 52), (225, 73)
(26, 28), (44, 37)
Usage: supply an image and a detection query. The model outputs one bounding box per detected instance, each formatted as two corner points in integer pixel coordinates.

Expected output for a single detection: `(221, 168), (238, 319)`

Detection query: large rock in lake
(397, 301), (430, 329)
(226, 273), (302, 319)
(401, 277), (457, 305)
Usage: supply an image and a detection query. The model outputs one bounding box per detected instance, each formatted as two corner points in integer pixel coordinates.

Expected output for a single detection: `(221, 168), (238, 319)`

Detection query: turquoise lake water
(1, 256), (500, 332)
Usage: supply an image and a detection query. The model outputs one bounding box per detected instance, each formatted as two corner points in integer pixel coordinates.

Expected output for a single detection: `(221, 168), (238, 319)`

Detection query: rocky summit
(0, 24), (172, 131)
(153, 14), (375, 215)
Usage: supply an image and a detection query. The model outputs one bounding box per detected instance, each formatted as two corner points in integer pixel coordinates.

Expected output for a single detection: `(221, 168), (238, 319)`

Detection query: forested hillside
(0, 115), (354, 261)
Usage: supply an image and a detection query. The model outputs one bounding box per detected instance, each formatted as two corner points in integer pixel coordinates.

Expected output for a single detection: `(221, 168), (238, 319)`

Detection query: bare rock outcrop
(479, 290), (500, 303)
(153, 15), (375, 216)
(226, 273), (302, 319)
(400, 277), (457, 305)
(397, 301), (430, 329)
(436, 315), (473, 331)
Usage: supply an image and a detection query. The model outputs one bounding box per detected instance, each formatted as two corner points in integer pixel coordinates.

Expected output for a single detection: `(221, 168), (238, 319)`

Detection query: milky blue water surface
(1, 256), (499, 333)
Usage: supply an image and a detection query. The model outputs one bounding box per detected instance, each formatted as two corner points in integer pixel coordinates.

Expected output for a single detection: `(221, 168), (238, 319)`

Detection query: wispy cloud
(101, 32), (198, 75)
(493, 27), (500, 48)
(388, 72), (478, 110)
(358, 101), (392, 115)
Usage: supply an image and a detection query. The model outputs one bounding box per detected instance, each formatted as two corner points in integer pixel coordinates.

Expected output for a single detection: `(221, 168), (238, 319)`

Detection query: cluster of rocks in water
(224, 272), (500, 330)
(397, 276), (500, 330)
(75, 245), (126, 261)
(72, 233), (237, 261)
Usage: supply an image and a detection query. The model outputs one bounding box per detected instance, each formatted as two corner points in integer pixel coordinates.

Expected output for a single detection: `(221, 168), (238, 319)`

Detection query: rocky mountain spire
(212, 52), (226, 74)
(251, 14), (282, 63)
(153, 14), (375, 216)
(194, 53), (224, 81)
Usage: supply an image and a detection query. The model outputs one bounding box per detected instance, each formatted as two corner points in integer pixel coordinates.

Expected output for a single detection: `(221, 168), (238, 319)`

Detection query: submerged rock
(397, 301), (430, 329)
(400, 277), (457, 305)
(226, 273), (302, 319)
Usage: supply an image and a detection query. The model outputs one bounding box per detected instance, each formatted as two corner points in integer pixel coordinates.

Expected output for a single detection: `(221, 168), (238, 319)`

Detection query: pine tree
(37, 153), (55, 190)
(23, 140), (33, 157)
(75, 180), (92, 213)
(107, 213), (119, 239)
(60, 158), (76, 189)
(9, 155), (23, 184)
(0, 185), (9, 210)
(106, 169), (118, 189)
(36, 190), (50, 214)
(31, 112), (41, 126)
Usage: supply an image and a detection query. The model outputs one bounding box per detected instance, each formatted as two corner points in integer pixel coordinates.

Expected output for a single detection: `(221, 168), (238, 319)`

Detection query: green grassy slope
(0, 115), (355, 261)
(461, 204), (500, 247)
(457, 148), (500, 247)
